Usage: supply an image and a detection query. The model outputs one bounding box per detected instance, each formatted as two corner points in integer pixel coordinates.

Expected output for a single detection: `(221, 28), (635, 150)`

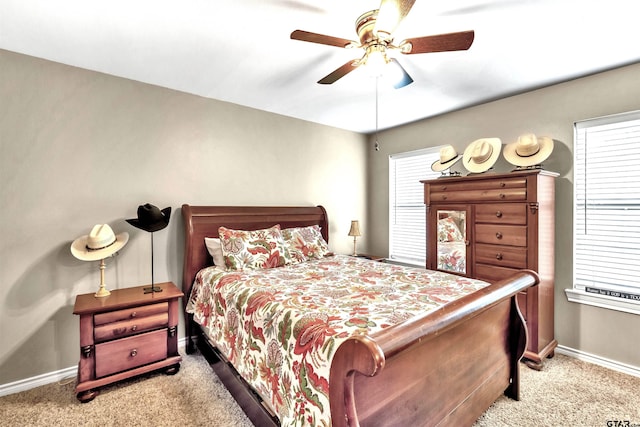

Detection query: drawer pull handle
(500, 182), (506, 187)
(499, 193), (506, 199)
(441, 195), (447, 200)
(130, 349), (138, 357)
(495, 211), (503, 218)
(441, 186), (447, 191)
(131, 312), (137, 318)
(495, 232), (503, 239)
(496, 253), (503, 260)
(131, 325), (137, 332)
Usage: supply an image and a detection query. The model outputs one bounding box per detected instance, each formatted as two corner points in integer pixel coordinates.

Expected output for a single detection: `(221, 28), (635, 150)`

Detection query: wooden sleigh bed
(181, 204), (539, 427)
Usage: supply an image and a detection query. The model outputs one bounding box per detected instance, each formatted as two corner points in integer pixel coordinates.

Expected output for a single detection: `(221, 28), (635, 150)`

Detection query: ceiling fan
(290, 0), (474, 89)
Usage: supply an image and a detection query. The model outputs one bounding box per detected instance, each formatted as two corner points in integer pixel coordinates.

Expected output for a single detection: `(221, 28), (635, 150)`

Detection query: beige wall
(366, 62), (640, 368)
(2, 47), (639, 387)
(0, 50), (367, 384)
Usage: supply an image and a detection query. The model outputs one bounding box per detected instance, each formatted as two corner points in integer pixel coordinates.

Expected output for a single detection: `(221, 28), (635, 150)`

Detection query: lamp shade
(348, 220), (361, 237)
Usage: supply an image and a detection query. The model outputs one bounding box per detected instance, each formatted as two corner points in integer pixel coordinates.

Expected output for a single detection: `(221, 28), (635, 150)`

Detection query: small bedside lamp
(71, 224), (129, 298)
(348, 220), (361, 256)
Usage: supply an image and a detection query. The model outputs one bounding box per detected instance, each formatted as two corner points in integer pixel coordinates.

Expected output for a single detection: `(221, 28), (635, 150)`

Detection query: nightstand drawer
(94, 312), (168, 342)
(475, 204), (526, 225)
(94, 302), (167, 326)
(475, 243), (527, 269)
(95, 329), (167, 378)
(476, 224), (527, 246)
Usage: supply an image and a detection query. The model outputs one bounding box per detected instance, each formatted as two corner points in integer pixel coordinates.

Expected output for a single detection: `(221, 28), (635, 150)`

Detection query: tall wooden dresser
(422, 169), (557, 369)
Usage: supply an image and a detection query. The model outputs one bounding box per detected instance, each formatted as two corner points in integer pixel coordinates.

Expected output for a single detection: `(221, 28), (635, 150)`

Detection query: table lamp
(348, 220), (361, 256)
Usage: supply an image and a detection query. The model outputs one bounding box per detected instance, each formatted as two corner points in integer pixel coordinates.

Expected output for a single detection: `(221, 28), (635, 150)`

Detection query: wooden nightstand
(353, 254), (386, 262)
(73, 281), (183, 402)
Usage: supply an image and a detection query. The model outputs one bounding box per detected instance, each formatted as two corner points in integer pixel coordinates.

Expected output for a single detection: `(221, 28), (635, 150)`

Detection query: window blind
(574, 110), (640, 296)
(389, 147), (441, 265)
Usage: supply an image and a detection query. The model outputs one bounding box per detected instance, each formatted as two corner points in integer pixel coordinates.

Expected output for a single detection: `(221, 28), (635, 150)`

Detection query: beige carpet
(1, 352), (638, 426)
(475, 354), (640, 426)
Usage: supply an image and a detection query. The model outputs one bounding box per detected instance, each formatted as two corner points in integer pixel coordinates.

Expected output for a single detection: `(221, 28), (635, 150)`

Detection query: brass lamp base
(94, 259), (111, 298)
(95, 287), (111, 298)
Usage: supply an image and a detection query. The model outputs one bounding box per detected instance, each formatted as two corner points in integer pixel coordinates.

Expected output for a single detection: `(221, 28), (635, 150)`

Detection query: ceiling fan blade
(318, 60), (359, 84)
(290, 30), (355, 48)
(374, 0), (416, 37)
(400, 30), (475, 54)
(389, 58), (413, 89)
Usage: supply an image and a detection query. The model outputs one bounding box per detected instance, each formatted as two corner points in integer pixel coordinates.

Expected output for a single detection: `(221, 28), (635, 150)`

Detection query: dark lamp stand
(143, 232), (162, 294)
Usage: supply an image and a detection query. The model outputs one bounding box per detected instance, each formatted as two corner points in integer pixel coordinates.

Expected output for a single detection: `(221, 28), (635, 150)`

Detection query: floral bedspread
(186, 255), (489, 426)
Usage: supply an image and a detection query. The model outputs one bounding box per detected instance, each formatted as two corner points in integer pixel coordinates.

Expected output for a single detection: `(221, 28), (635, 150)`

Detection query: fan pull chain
(375, 76), (380, 151)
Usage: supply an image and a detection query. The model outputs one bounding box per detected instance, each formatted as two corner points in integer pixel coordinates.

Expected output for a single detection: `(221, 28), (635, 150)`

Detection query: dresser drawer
(475, 243), (527, 269)
(474, 264), (522, 283)
(430, 188), (526, 203)
(94, 312), (168, 342)
(95, 329), (167, 378)
(429, 177), (527, 193)
(94, 302), (167, 326)
(428, 177), (527, 203)
(476, 224), (527, 246)
(475, 204), (527, 225)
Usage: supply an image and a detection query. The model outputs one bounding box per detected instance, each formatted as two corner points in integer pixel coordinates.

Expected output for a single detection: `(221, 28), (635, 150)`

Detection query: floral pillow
(218, 225), (292, 270)
(282, 225), (329, 262)
(438, 217), (464, 242)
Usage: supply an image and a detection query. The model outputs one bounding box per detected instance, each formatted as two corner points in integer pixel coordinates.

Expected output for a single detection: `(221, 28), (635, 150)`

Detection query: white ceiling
(2, 0), (639, 133)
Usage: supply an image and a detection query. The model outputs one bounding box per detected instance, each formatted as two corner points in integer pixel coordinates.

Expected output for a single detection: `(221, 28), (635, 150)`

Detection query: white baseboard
(556, 345), (640, 378)
(0, 366), (77, 397)
(0, 338), (191, 398)
(3, 341), (638, 397)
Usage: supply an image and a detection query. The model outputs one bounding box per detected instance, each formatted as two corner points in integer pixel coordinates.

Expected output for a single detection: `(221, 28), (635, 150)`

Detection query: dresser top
(421, 169), (558, 185)
(73, 282), (183, 315)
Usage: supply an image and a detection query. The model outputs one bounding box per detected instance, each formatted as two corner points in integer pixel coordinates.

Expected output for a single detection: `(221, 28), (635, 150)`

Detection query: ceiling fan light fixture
(363, 44), (390, 77)
(385, 59), (412, 88)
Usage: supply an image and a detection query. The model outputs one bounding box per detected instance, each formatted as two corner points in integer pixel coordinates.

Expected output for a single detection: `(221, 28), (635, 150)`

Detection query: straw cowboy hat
(503, 133), (554, 167)
(431, 145), (463, 172)
(71, 224), (129, 261)
(463, 138), (502, 173)
(126, 204), (171, 232)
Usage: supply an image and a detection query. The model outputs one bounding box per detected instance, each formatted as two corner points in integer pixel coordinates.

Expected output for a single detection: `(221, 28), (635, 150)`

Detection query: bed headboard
(181, 204), (329, 304)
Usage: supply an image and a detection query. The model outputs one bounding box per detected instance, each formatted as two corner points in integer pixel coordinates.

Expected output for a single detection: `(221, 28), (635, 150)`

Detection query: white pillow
(204, 237), (225, 267)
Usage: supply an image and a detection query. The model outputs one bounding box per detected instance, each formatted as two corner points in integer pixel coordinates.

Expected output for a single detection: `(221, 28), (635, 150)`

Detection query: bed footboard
(329, 270), (538, 427)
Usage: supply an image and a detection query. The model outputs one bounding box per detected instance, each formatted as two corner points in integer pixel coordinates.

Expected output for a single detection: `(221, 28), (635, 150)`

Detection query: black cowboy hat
(126, 204), (171, 232)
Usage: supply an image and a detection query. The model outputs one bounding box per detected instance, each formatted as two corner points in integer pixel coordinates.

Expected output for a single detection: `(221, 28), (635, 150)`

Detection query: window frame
(566, 110), (640, 315)
(388, 147), (443, 266)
